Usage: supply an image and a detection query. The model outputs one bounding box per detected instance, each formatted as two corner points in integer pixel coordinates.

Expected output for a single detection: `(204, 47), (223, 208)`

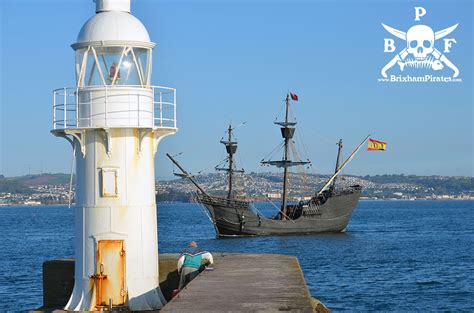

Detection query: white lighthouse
(51, 0), (176, 310)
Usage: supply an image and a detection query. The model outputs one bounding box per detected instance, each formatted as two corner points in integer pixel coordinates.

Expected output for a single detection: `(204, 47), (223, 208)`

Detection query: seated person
(177, 241), (213, 290)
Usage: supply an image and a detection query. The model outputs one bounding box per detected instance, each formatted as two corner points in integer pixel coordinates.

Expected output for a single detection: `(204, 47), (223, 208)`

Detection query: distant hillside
(157, 172), (473, 201)
(1, 173), (472, 200)
(0, 174), (71, 194)
(362, 174), (473, 194)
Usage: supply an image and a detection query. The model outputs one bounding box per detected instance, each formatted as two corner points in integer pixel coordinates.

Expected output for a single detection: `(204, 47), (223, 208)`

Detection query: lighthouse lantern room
(51, 0), (176, 310)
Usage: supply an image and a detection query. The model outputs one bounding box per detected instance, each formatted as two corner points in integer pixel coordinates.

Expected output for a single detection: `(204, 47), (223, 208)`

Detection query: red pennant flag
(290, 92), (298, 101)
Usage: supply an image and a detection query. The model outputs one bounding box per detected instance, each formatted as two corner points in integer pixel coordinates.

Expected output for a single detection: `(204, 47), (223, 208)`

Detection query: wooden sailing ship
(167, 94), (368, 237)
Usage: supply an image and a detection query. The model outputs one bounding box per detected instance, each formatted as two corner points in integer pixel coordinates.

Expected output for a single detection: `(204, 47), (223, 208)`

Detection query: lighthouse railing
(52, 86), (176, 130)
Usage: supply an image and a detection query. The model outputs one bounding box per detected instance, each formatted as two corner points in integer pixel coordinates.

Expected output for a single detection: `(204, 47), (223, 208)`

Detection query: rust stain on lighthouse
(92, 240), (126, 308)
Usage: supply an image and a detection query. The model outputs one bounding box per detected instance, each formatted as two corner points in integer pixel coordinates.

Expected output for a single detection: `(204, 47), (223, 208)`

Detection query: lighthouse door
(94, 240), (126, 308)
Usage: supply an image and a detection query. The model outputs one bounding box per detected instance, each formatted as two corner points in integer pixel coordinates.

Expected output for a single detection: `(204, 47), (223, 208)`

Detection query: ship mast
(331, 139), (343, 192)
(261, 94), (309, 220)
(216, 124), (243, 199)
(317, 135), (370, 196)
(281, 95), (291, 218)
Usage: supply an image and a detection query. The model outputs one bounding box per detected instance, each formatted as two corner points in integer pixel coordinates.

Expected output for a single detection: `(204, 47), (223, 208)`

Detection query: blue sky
(0, 0), (472, 179)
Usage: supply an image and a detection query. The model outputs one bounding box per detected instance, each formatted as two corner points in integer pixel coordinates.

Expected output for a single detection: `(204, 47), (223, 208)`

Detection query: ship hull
(198, 187), (362, 237)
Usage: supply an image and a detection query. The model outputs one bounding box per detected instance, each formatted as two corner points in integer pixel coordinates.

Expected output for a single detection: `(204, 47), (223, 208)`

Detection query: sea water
(0, 200), (472, 312)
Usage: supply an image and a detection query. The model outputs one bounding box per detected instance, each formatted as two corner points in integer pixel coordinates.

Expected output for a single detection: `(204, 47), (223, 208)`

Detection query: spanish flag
(368, 138), (387, 151)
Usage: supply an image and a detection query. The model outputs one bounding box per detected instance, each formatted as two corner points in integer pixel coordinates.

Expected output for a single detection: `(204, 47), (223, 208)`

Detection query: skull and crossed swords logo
(381, 10), (459, 79)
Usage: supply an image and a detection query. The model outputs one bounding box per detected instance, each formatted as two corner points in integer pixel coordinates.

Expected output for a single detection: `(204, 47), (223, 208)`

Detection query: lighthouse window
(83, 52), (106, 86)
(95, 46), (124, 86)
(134, 48), (150, 86)
(75, 46), (151, 87)
(75, 50), (86, 83)
(114, 49), (142, 86)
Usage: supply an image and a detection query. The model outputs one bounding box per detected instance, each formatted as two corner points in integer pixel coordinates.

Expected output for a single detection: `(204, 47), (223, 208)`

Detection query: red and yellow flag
(367, 138), (387, 151)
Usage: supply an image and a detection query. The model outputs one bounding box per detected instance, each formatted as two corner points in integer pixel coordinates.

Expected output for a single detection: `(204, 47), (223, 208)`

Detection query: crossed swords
(381, 23), (459, 78)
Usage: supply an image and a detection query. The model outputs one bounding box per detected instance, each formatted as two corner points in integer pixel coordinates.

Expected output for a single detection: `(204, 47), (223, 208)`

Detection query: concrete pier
(163, 253), (316, 312)
(35, 253), (328, 312)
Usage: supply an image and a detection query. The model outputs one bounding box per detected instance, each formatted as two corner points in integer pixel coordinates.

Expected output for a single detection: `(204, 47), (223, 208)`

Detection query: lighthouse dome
(75, 11), (152, 46)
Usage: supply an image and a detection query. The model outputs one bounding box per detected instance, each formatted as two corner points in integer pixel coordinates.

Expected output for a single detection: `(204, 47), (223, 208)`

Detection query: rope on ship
(196, 198), (216, 224)
(265, 197), (295, 222)
(250, 204), (265, 226)
(197, 201), (220, 235)
(261, 141), (286, 162)
(241, 172), (295, 222)
(303, 203), (322, 217)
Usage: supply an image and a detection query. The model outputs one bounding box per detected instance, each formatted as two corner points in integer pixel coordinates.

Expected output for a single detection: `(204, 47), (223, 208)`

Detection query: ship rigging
(167, 93), (369, 237)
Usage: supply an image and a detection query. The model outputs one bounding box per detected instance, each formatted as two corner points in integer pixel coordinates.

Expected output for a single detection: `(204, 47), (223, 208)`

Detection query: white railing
(52, 86), (176, 130)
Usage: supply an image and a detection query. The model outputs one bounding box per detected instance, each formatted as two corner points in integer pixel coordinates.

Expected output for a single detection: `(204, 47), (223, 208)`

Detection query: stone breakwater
(34, 253), (328, 312)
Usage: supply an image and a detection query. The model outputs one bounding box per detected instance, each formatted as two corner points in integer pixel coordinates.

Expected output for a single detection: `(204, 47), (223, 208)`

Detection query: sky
(0, 0), (472, 179)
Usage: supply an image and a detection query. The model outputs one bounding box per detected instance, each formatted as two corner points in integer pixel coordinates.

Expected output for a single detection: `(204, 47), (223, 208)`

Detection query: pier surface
(36, 253), (324, 312)
(162, 253), (315, 312)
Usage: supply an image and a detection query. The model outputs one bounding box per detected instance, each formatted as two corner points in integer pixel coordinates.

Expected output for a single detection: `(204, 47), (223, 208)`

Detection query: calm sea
(0, 200), (472, 312)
